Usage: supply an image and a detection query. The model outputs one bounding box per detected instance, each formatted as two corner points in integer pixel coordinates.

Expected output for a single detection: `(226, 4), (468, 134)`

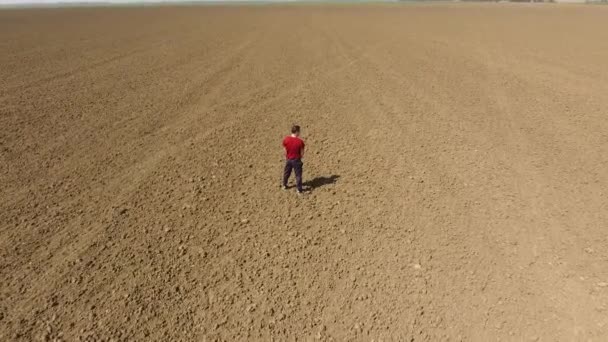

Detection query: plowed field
(1, 4), (608, 341)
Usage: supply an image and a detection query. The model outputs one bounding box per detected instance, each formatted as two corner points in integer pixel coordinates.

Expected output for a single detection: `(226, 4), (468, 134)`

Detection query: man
(282, 125), (305, 194)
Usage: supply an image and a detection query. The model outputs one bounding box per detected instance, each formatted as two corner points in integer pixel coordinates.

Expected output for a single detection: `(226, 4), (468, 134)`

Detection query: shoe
(297, 190), (304, 195)
(281, 185), (288, 190)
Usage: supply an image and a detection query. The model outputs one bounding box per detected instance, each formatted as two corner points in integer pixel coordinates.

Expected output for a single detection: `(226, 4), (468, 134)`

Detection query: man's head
(291, 125), (301, 136)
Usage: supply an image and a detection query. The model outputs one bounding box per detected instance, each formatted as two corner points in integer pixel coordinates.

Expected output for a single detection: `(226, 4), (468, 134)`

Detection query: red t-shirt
(283, 136), (305, 160)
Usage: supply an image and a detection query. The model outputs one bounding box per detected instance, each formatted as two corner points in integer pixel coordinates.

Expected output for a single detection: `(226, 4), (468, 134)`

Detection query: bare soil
(1, 4), (608, 341)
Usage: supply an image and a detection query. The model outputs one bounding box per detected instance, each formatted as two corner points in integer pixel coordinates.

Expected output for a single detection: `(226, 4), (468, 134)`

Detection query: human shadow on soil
(303, 175), (340, 190)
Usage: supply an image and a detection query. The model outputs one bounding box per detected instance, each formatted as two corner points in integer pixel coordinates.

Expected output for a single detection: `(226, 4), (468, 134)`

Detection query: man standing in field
(282, 125), (305, 194)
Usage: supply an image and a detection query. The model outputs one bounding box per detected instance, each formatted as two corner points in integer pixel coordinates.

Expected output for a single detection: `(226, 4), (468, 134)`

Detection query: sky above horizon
(0, 0), (256, 4)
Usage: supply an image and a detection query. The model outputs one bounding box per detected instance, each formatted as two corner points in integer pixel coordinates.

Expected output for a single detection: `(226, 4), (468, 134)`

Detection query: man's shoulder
(284, 136), (303, 141)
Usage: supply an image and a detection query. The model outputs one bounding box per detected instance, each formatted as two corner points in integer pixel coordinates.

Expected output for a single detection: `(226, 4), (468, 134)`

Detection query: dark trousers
(283, 159), (303, 191)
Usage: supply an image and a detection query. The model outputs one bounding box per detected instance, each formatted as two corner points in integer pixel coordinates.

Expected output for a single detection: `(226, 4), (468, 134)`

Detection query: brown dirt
(1, 3), (608, 341)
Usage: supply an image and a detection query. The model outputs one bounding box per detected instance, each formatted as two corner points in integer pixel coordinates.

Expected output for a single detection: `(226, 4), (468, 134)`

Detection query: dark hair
(291, 125), (301, 134)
